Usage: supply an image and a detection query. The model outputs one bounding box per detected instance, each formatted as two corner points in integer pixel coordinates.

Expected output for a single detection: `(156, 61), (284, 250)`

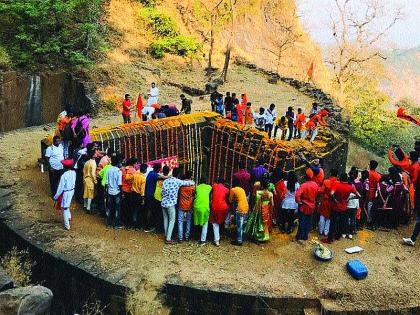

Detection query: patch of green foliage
(0, 46), (12, 70)
(0, 0), (108, 69)
(139, 6), (201, 59)
(348, 79), (420, 156)
(150, 36), (202, 59)
(140, 7), (178, 37)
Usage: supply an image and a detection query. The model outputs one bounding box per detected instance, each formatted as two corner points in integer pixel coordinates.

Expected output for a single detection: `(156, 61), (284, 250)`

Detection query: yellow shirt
(275, 117), (288, 129)
(83, 159), (97, 184)
(229, 187), (249, 214)
(126, 171), (146, 196)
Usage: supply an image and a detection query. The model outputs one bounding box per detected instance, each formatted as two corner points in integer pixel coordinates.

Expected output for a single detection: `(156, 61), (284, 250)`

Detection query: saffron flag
(136, 95), (143, 117)
(307, 62), (314, 80)
(397, 107), (420, 127)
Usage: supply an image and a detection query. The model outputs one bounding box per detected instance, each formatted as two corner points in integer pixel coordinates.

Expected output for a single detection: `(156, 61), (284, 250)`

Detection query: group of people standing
(210, 91), (328, 143)
(121, 83), (193, 123)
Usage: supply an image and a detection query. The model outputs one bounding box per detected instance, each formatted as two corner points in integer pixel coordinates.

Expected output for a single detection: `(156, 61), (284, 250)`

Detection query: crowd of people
(121, 83), (192, 123)
(120, 85), (328, 144)
(210, 91), (329, 142)
(47, 135), (420, 247)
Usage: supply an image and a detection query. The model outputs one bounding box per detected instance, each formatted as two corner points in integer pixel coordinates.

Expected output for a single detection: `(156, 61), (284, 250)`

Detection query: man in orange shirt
(125, 163), (147, 229)
(244, 102), (254, 126)
(367, 160), (381, 227)
(178, 171), (196, 242)
(294, 108), (305, 138)
(121, 158), (137, 227)
(295, 173), (319, 241)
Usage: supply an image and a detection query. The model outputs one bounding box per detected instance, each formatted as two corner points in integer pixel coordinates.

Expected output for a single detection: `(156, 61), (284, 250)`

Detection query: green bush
(140, 7), (178, 37)
(349, 81), (420, 156)
(0, 46), (11, 70)
(149, 36), (201, 59)
(0, 0), (108, 69)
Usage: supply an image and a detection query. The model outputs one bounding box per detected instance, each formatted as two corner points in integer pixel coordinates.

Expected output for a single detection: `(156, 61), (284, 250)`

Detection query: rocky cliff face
(0, 71), (97, 132)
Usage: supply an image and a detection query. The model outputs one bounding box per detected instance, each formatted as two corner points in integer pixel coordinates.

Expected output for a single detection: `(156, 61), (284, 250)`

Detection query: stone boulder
(0, 267), (13, 292)
(0, 286), (53, 315)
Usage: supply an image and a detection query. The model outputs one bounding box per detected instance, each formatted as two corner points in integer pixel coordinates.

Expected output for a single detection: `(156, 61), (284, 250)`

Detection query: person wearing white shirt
(264, 103), (277, 138)
(147, 82), (160, 106)
(54, 159), (76, 230)
(45, 135), (64, 197)
(281, 171), (300, 234)
(142, 106), (156, 120)
(254, 107), (266, 132)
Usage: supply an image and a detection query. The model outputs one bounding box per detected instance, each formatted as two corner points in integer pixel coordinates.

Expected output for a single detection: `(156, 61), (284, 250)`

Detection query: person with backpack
(254, 107), (266, 132)
(264, 104), (276, 138)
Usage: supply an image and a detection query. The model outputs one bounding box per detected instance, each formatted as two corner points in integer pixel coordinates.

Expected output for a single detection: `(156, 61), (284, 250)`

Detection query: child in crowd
(193, 177), (213, 245)
(177, 171), (195, 242)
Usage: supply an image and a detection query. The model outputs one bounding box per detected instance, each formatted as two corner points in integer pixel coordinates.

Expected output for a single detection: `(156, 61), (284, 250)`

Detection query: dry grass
(126, 287), (170, 315)
(80, 295), (108, 315)
(347, 140), (387, 173)
(0, 247), (33, 287)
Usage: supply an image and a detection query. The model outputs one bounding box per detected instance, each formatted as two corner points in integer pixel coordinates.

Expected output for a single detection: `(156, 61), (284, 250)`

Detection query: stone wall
(0, 71), (97, 132)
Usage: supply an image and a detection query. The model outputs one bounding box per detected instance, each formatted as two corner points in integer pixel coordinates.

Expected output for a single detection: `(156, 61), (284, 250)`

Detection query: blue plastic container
(346, 259), (368, 280)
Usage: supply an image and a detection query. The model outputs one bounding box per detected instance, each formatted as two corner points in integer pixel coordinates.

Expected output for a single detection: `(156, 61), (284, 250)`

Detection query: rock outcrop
(0, 285), (53, 315)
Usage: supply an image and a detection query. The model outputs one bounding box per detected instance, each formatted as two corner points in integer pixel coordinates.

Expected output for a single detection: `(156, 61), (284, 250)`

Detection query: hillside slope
(382, 47), (420, 103)
(91, 0), (330, 107)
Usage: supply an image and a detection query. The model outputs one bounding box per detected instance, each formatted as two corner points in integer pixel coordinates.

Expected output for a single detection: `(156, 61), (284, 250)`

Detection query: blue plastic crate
(346, 259), (368, 280)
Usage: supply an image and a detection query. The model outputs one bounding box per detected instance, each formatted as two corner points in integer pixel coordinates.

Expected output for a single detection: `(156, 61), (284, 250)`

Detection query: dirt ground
(0, 75), (419, 314)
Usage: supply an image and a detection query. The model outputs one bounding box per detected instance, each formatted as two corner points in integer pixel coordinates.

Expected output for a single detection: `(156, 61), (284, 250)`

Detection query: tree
(326, 0), (401, 99)
(192, 0), (226, 74)
(263, 13), (301, 73)
(0, 0), (107, 69)
(221, 0), (236, 83)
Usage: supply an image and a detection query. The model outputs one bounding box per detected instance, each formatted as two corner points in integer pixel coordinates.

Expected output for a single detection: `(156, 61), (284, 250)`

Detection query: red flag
(397, 107), (420, 127)
(136, 95), (143, 117)
(307, 62), (314, 80)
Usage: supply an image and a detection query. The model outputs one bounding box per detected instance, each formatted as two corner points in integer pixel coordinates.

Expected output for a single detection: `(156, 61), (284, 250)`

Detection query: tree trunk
(207, 15), (215, 75)
(221, 44), (231, 83)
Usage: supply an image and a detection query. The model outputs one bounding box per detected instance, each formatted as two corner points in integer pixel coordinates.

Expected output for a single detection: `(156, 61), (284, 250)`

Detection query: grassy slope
(88, 0), (331, 111)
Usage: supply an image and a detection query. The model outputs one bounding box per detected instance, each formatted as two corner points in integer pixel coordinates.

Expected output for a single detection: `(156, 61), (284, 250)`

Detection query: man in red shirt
(323, 173), (360, 243)
(295, 173), (319, 241)
(367, 160), (381, 226)
(122, 94), (132, 124)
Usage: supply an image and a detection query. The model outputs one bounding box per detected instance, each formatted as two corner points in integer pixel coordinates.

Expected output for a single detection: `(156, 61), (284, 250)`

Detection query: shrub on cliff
(1, 247), (34, 287)
(0, 0), (108, 69)
(139, 6), (201, 59)
(0, 46), (11, 70)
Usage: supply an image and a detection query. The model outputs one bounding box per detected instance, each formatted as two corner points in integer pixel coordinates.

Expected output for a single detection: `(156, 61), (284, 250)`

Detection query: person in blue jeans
(105, 156), (123, 228)
(177, 171), (195, 242)
(229, 178), (249, 246)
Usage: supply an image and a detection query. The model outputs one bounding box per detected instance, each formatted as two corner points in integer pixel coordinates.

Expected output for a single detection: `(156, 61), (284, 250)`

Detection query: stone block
(0, 285), (53, 315)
